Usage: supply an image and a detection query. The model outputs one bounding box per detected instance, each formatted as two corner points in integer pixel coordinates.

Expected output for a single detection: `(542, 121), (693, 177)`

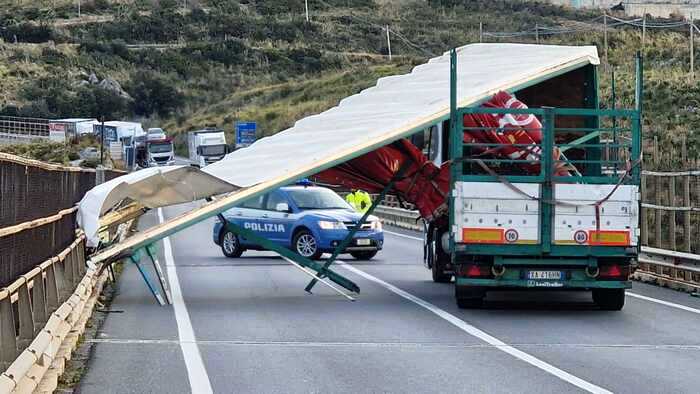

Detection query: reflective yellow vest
(346, 190), (372, 213)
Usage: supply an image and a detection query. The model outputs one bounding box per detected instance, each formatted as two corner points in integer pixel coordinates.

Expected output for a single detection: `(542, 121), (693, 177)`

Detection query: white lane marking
(280, 256), (355, 301)
(385, 230), (700, 315)
(384, 230), (423, 242)
(87, 338), (700, 350)
(158, 208), (214, 394)
(627, 292), (700, 315)
(338, 261), (612, 394)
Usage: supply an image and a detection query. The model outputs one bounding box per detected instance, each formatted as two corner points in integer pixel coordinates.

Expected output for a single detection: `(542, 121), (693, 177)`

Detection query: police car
(212, 183), (384, 260)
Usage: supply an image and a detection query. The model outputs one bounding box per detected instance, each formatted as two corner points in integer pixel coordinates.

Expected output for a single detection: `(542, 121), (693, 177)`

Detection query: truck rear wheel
(430, 228), (452, 283)
(593, 288), (625, 311)
(455, 286), (485, 309)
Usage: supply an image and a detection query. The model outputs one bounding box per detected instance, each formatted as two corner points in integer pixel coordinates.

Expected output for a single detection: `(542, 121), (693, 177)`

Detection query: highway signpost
(235, 121), (257, 148)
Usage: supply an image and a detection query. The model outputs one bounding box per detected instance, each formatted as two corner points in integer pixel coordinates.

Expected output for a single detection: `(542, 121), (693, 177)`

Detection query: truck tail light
(598, 264), (630, 280)
(460, 264), (493, 278)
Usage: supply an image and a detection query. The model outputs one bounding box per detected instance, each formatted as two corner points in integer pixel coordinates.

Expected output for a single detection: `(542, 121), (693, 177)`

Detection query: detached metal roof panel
(83, 43), (599, 262)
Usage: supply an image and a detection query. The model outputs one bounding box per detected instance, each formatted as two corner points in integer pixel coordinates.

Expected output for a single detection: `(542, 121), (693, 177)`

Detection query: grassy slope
(0, 1), (698, 163)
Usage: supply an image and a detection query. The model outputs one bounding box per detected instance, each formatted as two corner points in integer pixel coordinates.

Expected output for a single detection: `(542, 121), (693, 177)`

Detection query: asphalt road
(78, 202), (700, 394)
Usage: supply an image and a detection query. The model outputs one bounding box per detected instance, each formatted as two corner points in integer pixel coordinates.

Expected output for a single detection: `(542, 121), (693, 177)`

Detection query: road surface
(78, 202), (700, 393)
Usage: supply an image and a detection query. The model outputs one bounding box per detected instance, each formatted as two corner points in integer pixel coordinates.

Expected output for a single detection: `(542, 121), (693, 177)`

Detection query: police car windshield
(287, 188), (351, 210)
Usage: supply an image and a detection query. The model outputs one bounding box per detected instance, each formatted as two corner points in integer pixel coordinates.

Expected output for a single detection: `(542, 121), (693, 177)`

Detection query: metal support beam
(145, 244), (172, 305)
(129, 253), (166, 306)
(305, 162), (411, 293)
(222, 221), (360, 294)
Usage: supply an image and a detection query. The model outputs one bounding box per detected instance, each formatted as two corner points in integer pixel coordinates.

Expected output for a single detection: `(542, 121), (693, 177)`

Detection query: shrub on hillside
(19, 75), (130, 119)
(1, 23), (54, 43)
(79, 40), (131, 61)
(126, 71), (185, 117)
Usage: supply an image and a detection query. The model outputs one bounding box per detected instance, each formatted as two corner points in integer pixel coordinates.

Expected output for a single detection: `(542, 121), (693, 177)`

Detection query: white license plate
(356, 239), (371, 246)
(527, 270), (562, 280)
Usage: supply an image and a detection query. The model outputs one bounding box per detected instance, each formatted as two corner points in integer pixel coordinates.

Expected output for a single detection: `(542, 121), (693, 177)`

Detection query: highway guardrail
(0, 232), (97, 392)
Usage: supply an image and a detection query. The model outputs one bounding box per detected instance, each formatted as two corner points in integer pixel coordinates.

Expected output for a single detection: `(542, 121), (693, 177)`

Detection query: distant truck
(188, 128), (228, 167)
(145, 137), (175, 166)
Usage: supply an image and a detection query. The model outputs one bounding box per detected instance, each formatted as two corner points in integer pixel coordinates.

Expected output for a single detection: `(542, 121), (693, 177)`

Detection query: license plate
(356, 239), (371, 246)
(527, 270), (562, 280)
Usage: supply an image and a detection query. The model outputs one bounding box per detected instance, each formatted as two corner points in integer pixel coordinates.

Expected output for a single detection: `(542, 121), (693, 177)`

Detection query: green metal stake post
(304, 161), (412, 293)
(145, 244), (172, 305)
(448, 48), (459, 256)
(129, 253), (166, 305)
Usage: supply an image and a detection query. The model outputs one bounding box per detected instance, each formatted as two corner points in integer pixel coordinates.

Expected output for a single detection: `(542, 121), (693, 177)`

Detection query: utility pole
(305, 0), (309, 22)
(100, 116), (105, 165)
(603, 11), (608, 66)
(479, 22), (483, 43)
(535, 23), (540, 44)
(691, 13), (695, 80)
(77, 0), (81, 18)
(642, 12), (646, 52)
(386, 25), (392, 61)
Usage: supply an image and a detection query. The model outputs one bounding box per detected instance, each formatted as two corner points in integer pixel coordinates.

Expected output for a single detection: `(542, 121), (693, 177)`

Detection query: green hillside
(1, 0), (698, 162)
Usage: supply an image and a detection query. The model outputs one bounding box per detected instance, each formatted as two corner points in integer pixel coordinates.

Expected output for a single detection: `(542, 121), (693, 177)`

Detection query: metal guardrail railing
(636, 247), (700, 293)
(0, 211), (141, 393)
(0, 232), (87, 371)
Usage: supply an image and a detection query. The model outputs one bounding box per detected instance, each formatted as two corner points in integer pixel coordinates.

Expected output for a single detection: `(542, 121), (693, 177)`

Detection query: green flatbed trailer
(442, 50), (642, 310)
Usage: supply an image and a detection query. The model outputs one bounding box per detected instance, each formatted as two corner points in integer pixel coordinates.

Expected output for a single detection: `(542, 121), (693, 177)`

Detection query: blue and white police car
(212, 183), (384, 260)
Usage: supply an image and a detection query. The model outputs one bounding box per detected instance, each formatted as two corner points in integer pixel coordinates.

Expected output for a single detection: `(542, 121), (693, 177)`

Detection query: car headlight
(370, 219), (382, 230)
(318, 220), (346, 230)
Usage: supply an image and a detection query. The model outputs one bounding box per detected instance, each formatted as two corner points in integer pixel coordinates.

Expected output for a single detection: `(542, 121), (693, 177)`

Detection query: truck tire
(593, 288), (625, 311)
(350, 251), (377, 260)
(431, 228), (452, 283)
(220, 230), (244, 258)
(432, 259), (452, 283)
(455, 286), (485, 309)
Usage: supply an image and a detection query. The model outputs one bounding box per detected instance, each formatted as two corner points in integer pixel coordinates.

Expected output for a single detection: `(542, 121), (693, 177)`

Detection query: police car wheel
(350, 251), (377, 260)
(220, 230), (243, 258)
(293, 230), (321, 260)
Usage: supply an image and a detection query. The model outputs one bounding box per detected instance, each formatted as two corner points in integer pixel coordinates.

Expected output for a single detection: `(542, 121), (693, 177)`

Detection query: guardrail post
(54, 258), (69, 303)
(32, 269), (48, 335)
(0, 295), (17, 370)
(77, 239), (87, 277)
(684, 175), (691, 252)
(654, 137), (662, 247)
(70, 247), (80, 287)
(16, 280), (35, 352)
(46, 262), (60, 312)
(669, 178), (677, 250)
(641, 175), (648, 245)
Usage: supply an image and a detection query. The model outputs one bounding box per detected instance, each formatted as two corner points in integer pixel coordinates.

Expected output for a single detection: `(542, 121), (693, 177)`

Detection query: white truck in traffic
(188, 128), (229, 167)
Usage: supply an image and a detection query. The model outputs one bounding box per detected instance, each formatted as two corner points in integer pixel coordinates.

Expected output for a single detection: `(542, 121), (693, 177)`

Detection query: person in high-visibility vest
(345, 189), (372, 213)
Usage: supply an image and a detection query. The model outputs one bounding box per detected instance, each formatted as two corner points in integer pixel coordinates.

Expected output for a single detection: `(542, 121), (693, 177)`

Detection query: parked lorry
(145, 137), (175, 167)
(419, 51), (642, 310)
(188, 128), (229, 167)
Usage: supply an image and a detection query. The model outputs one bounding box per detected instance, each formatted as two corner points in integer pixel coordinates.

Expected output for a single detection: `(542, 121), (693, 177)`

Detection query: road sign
(94, 124), (117, 143)
(235, 122), (256, 147)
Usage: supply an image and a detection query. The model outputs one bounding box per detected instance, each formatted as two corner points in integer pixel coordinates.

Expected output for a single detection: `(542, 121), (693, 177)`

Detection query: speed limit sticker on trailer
(504, 229), (519, 243)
